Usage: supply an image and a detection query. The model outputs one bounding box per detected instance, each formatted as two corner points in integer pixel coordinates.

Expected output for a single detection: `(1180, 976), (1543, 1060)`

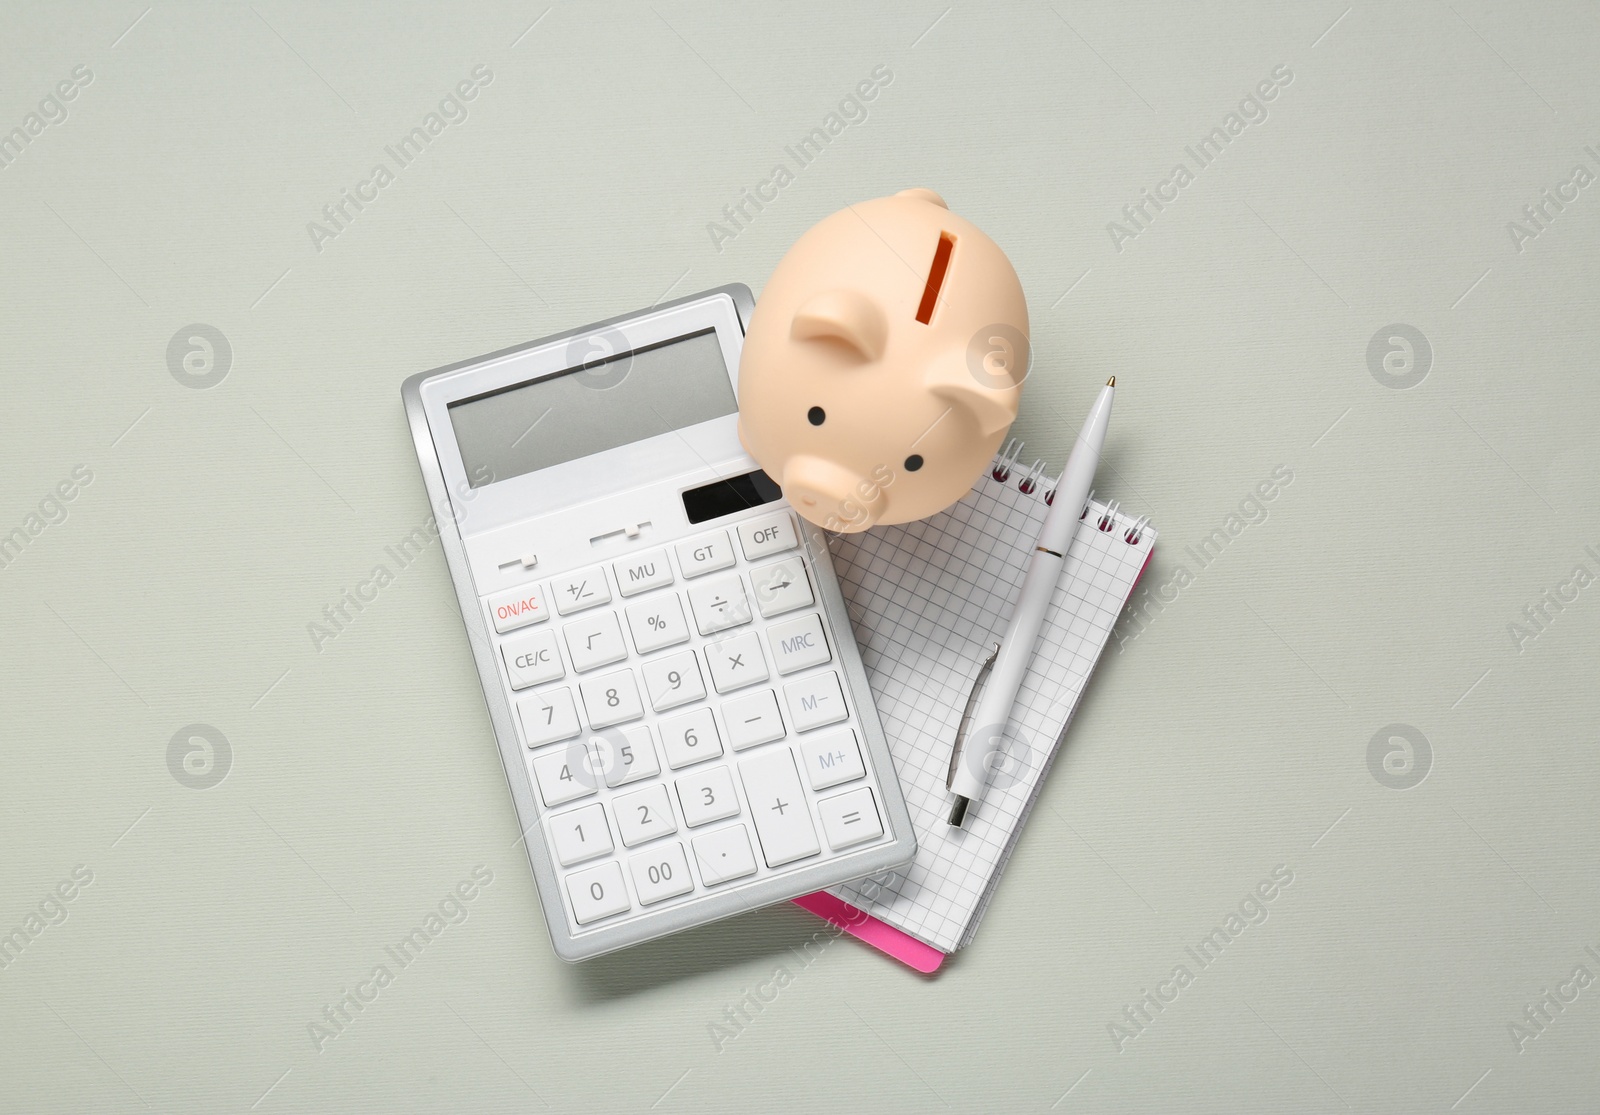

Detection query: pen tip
(948, 796), (970, 827)
(1106, 376), (1116, 387)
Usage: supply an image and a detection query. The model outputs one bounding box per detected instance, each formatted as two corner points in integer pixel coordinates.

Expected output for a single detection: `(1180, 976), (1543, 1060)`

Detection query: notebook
(794, 442), (1156, 968)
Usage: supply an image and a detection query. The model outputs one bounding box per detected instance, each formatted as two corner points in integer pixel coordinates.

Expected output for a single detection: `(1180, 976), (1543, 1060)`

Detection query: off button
(737, 511), (798, 561)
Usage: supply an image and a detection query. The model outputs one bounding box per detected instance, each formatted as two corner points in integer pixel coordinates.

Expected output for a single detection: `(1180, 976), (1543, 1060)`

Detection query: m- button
(737, 511), (798, 561)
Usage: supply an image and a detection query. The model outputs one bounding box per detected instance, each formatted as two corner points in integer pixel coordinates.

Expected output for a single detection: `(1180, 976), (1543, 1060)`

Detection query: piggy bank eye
(807, 407), (826, 426)
(904, 455), (923, 472)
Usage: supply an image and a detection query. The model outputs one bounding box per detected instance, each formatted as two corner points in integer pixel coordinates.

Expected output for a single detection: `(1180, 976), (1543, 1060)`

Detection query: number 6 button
(612, 783), (678, 847)
(566, 860), (630, 924)
(628, 842), (693, 905)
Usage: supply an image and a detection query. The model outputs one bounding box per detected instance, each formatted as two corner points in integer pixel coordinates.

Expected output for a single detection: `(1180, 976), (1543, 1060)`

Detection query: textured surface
(2, 3), (1597, 1112)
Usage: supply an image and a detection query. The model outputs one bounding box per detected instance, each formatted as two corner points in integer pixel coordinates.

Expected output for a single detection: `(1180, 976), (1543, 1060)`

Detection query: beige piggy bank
(737, 189), (1030, 533)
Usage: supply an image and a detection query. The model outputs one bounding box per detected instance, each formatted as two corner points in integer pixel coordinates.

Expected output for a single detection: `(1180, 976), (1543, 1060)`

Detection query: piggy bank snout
(780, 455), (886, 533)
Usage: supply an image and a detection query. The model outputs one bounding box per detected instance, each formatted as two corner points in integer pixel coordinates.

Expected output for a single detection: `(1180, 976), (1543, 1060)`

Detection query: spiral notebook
(794, 443), (1156, 968)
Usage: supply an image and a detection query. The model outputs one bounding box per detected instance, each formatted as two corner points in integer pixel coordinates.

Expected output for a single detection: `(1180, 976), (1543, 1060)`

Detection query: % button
(628, 596), (691, 654)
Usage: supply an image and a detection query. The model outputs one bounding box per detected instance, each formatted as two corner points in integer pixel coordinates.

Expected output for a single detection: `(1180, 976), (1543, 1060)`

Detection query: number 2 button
(612, 783), (678, 847)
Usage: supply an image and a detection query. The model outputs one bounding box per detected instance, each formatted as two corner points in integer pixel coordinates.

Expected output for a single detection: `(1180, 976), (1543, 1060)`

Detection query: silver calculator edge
(399, 284), (916, 961)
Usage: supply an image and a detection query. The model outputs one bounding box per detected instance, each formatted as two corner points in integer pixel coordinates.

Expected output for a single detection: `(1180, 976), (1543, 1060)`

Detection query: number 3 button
(628, 842), (693, 905)
(566, 860), (630, 924)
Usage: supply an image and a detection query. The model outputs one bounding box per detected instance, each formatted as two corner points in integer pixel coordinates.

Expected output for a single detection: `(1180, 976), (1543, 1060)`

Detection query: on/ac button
(487, 583), (548, 633)
(737, 511), (798, 561)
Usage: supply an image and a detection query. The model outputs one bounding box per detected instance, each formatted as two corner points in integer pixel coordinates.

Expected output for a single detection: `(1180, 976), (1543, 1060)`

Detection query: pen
(946, 377), (1116, 827)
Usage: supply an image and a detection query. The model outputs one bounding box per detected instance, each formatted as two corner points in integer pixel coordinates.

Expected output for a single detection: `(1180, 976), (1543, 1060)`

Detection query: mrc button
(487, 583), (548, 633)
(737, 511), (798, 561)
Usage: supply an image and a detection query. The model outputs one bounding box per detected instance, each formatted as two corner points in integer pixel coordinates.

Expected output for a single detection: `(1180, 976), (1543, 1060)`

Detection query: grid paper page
(827, 463), (1156, 954)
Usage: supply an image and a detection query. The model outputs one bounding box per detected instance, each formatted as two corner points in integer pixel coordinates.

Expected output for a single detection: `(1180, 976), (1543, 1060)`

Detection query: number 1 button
(566, 860), (630, 924)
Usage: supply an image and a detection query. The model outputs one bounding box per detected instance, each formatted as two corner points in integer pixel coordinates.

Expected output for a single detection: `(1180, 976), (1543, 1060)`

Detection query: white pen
(946, 377), (1116, 827)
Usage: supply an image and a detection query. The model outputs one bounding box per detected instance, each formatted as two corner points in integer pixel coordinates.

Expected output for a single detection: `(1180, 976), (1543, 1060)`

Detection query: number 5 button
(566, 860), (630, 924)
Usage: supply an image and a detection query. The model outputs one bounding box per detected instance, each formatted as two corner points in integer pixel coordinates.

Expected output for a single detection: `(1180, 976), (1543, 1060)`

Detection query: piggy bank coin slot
(915, 231), (957, 325)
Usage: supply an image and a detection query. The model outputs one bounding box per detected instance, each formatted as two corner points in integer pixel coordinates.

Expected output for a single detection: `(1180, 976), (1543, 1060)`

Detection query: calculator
(401, 285), (915, 961)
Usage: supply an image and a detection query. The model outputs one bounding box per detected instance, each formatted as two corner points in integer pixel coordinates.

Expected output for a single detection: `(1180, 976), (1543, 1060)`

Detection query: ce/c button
(501, 627), (565, 690)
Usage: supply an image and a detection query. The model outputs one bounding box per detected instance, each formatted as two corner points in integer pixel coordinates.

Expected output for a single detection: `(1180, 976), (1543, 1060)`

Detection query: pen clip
(947, 643), (1000, 791)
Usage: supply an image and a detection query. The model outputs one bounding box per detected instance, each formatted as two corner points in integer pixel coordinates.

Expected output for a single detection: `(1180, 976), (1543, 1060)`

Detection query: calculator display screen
(448, 329), (737, 488)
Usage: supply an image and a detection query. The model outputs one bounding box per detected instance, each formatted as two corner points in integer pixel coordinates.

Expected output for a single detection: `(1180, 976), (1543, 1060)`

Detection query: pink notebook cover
(795, 534), (1153, 972)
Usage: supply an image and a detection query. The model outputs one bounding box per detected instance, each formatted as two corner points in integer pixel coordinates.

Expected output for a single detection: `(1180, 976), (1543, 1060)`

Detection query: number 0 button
(566, 860), (630, 924)
(628, 842), (693, 905)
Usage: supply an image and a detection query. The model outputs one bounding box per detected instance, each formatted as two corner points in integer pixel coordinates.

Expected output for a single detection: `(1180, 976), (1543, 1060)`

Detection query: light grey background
(2, 3), (1597, 1112)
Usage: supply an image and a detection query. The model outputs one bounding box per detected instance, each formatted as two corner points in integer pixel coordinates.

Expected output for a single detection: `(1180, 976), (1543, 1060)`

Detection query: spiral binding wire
(992, 437), (1024, 482)
(987, 449), (1146, 545)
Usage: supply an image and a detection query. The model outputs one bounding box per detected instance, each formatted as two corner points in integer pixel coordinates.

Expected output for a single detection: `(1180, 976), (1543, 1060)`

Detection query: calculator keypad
(487, 510), (892, 932)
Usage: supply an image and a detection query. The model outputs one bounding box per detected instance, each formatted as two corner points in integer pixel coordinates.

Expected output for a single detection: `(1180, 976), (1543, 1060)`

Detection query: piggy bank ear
(924, 353), (1019, 437)
(791, 289), (887, 363)
(895, 187), (948, 209)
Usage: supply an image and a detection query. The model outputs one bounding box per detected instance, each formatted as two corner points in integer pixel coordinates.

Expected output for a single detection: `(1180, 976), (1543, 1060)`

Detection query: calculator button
(579, 670), (644, 728)
(518, 688), (581, 747)
(501, 627), (564, 690)
(704, 630), (770, 694)
(750, 556), (813, 618)
(739, 748), (820, 867)
(531, 742), (599, 806)
(567, 860), (630, 924)
(487, 583), (548, 633)
(675, 765), (741, 828)
(613, 783), (679, 847)
(722, 689), (786, 750)
(766, 612), (830, 675)
(548, 803), (613, 866)
(612, 548), (673, 597)
(799, 729), (865, 790)
(592, 724), (659, 788)
(658, 707), (722, 768)
(818, 786), (883, 851)
(642, 650), (707, 712)
(626, 595), (690, 654)
(736, 510), (799, 560)
(688, 575), (752, 635)
(677, 530), (735, 578)
(551, 565), (612, 615)
(563, 612), (628, 673)
(784, 671), (847, 732)
(691, 825), (758, 886)
(628, 842), (694, 905)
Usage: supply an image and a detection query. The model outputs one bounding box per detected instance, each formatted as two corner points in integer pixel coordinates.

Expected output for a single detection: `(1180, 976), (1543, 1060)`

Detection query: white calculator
(401, 285), (915, 960)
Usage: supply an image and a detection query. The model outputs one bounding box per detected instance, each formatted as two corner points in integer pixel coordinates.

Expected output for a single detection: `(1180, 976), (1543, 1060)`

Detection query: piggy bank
(737, 188), (1029, 533)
